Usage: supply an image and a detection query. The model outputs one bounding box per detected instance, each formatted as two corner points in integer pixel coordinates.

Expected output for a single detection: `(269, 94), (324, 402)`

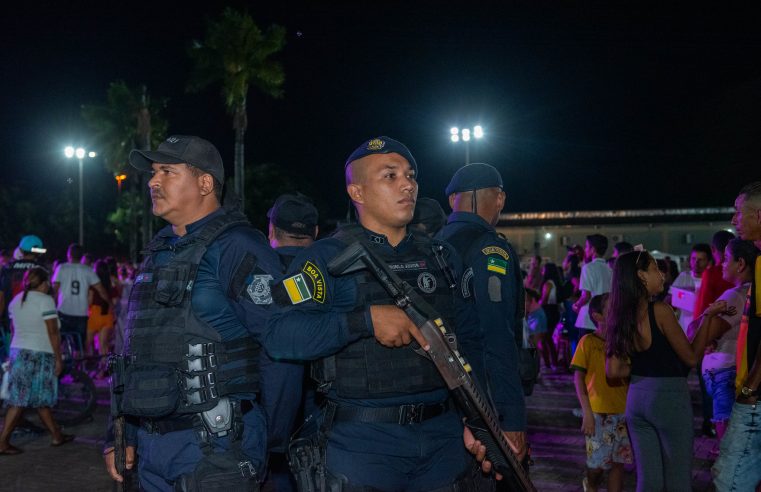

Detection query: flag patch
(486, 257), (507, 275)
(283, 273), (312, 304)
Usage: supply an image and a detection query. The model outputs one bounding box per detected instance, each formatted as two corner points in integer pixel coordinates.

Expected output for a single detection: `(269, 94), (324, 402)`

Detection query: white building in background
(498, 207), (735, 270)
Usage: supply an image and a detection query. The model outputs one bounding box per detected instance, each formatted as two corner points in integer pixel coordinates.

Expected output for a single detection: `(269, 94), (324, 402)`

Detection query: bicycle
(53, 333), (97, 426)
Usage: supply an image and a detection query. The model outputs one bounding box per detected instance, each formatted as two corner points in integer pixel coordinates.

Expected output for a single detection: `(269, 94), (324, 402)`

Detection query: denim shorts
(712, 401), (761, 492)
(703, 366), (737, 422)
(585, 413), (633, 470)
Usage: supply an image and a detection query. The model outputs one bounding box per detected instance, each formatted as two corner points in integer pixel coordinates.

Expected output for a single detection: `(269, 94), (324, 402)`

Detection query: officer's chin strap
(470, 188), (478, 216)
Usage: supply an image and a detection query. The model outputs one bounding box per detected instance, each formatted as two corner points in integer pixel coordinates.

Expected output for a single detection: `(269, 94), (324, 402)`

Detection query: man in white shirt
(670, 243), (711, 331)
(52, 243), (109, 348)
(572, 234), (613, 335)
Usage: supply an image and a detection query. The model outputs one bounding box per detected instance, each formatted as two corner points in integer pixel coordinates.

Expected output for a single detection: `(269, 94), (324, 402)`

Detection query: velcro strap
(332, 400), (451, 425)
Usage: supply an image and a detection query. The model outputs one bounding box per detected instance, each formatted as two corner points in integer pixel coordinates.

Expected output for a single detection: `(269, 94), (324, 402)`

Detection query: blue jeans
(712, 401), (761, 492)
(703, 367), (736, 422)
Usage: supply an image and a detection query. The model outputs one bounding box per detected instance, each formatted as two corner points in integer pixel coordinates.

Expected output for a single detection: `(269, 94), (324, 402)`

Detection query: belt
(139, 400), (256, 435)
(140, 415), (196, 435)
(332, 400), (451, 425)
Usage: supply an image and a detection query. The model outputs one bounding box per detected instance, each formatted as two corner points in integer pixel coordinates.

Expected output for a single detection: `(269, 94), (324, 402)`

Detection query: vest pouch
(154, 263), (193, 306)
(121, 363), (181, 417)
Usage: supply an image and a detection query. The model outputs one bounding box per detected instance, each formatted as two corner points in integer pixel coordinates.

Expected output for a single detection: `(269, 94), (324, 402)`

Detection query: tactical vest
(312, 225), (456, 399)
(120, 211), (261, 418)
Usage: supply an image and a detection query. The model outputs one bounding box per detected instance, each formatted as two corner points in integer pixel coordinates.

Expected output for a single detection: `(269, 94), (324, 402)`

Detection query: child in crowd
(525, 288), (551, 368)
(572, 293), (632, 492)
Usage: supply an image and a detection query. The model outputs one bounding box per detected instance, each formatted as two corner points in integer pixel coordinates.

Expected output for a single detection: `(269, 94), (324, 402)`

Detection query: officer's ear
(347, 183), (364, 204)
(198, 173), (215, 197)
(448, 193), (456, 210)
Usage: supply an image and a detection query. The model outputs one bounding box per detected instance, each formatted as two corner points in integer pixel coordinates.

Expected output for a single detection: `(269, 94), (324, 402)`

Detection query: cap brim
(129, 149), (186, 171)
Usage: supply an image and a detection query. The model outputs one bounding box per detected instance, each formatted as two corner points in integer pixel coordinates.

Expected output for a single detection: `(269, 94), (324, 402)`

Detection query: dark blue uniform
(437, 211), (527, 432)
(117, 209), (303, 491)
(264, 226), (483, 491)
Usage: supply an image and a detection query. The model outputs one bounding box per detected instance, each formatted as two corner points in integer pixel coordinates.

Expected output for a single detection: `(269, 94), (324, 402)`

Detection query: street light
(64, 146), (97, 246)
(449, 125), (484, 164)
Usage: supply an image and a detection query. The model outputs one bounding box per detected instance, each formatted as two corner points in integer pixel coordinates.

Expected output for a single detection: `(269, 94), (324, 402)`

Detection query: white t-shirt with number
(8, 291), (58, 353)
(52, 262), (100, 316)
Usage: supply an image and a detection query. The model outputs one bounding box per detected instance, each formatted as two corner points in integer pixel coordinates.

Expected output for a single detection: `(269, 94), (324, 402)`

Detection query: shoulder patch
(282, 273), (313, 304)
(301, 261), (326, 303)
(461, 267), (474, 298)
(481, 246), (509, 260)
(486, 257), (508, 275)
(247, 274), (273, 305)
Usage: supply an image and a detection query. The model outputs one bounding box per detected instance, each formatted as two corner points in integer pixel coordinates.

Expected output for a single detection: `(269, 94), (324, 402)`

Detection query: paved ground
(0, 369), (717, 491)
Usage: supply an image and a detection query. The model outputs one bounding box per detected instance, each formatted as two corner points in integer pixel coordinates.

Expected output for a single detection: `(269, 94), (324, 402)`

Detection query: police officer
(103, 135), (301, 491)
(267, 193), (319, 265)
(264, 192), (319, 492)
(437, 163), (528, 476)
(264, 137), (484, 491)
(409, 197), (448, 238)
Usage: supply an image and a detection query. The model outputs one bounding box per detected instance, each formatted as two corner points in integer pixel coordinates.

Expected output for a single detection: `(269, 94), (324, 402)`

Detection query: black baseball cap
(267, 193), (319, 236)
(129, 135), (224, 183)
(345, 136), (418, 176)
(445, 163), (503, 196)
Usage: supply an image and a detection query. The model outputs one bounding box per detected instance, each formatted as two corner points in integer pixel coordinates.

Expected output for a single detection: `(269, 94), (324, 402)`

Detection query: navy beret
(445, 163), (503, 196)
(267, 193), (319, 235)
(344, 136), (418, 177)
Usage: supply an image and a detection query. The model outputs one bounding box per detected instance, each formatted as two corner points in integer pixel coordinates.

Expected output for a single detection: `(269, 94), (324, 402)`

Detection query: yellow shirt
(571, 333), (628, 414)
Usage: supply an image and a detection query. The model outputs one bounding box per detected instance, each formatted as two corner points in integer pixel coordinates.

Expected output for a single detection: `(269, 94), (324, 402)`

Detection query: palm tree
(188, 8), (286, 209)
(81, 81), (167, 260)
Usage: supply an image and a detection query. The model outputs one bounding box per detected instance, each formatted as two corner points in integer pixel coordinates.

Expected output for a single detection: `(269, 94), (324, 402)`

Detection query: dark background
(1, 1), (759, 255)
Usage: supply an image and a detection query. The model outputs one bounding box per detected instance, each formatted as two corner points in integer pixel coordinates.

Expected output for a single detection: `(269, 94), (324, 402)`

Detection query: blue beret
(345, 136), (418, 176)
(445, 163), (503, 196)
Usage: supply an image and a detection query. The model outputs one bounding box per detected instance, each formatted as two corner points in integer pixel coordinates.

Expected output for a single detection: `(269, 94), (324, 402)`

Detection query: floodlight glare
(545, 232), (552, 240)
(88, 151), (97, 158)
(64, 146), (75, 158)
(75, 148), (86, 159)
(450, 127), (459, 135)
(462, 129), (471, 141)
(451, 134), (460, 143)
(474, 125), (484, 139)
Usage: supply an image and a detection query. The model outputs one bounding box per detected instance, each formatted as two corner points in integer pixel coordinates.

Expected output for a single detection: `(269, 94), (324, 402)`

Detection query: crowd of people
(0, 131), (759, 492)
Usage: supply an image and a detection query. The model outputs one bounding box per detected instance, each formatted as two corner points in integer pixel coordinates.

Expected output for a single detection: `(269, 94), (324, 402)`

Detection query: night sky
(2, 2), (760, 228)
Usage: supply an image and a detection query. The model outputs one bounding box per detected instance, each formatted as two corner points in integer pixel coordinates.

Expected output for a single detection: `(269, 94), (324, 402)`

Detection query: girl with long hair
(0, 267), (73, 454)
(606, 250), (709, 492)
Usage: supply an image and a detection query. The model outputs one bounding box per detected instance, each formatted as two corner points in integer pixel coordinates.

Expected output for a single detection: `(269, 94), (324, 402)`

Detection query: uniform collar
(156, 208), (226, 241)
(446, 211), (493, 231)
(360, 225), (414, 251)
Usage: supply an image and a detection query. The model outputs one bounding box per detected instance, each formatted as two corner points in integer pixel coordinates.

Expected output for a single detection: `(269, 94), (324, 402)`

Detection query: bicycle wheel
(54, 368), (97, 426)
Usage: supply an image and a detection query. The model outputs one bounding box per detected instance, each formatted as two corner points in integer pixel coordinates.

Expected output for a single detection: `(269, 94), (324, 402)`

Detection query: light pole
(64, 146), (97, 246)
(450, 125), (484, 165)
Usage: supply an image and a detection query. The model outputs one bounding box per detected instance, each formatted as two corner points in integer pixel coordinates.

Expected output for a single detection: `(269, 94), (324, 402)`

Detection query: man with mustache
(264, 136), (483, 491)
(103, 135), (299, 491)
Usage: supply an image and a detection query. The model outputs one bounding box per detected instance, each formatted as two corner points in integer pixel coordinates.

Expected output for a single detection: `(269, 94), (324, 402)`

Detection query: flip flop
(51, 434), (75, 447)
(0, 445), (23, 455)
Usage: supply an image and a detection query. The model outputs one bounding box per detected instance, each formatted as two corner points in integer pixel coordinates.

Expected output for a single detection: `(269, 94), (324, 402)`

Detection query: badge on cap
(366, 138), (385, 151)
